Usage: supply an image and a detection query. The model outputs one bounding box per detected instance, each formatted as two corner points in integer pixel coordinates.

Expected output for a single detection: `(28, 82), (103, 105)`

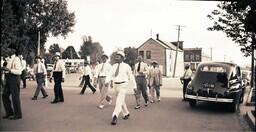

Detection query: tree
(124, 47), (138, 69)
(62, 46), (79, 59)
(207, 1), (256, 57)
(79, 36), (104, 64)
(48, 43), (61, 54)
(1, 0), (75, 65)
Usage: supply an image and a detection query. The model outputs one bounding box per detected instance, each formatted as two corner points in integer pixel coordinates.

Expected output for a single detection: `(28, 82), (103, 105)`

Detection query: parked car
(185, 62), (245, 112)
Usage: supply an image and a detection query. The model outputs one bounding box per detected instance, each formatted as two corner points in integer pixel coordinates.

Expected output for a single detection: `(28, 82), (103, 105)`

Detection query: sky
(45, 0), (252, 67)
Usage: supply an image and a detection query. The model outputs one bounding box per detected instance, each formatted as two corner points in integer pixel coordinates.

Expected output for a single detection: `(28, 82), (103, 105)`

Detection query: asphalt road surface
(0, 73), (251, 131)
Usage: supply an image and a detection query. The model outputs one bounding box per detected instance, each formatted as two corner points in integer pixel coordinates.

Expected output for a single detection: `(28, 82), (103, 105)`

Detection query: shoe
(2, 115), (13, 119)
(123, 114), (130, 120)
(150, 100), (155, 103)
(43, 95), (48, 98)
(99, 104), (104, 109)
(108, 99), (112, 105)
(59, 100), (64, 102)
(31, 97), (37, 100)
(144, 101), (149, 106)
(111, 115), (117, 125)
(134, 105), (140, 109)
(93, 90), (96, 94)
(51, 100), (58, 104)
(9, 115), (22, 120)
(157, 98), (161, 102)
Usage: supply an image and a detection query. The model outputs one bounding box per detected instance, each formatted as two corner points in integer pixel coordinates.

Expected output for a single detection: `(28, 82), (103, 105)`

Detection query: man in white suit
(105, 50), (136, 125)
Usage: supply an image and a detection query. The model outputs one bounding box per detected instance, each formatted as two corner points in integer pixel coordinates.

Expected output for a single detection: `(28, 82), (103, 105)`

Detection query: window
(146, 51), (151, 59)
(139, 51), (144, 58)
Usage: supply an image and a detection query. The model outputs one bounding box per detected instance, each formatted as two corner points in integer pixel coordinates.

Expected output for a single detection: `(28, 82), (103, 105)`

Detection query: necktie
(53, 61), (57, 70)
(114, 63), (120, 77)
(137, 62), (141, 72)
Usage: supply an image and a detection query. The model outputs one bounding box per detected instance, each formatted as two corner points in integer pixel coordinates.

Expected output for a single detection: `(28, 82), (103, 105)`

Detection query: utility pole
(173, 25), (185, 78)
(37, 31), (40, 56)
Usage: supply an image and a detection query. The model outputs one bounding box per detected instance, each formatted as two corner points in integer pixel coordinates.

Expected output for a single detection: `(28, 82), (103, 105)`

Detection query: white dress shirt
(106, 62), (136, 89)
(81, 65), (93, 78)
(134, 62), (148, 76)
(52, 60), (65, 78)
(183, 69), (192, 79)
(33, 62), (47, 75)
(7, 55), (22, 75)
(94, 62), (112, 78)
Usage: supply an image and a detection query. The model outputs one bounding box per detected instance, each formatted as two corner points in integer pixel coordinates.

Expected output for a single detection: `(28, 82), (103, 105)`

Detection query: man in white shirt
(32, 56), (48, 100)
(80, 61), (96, 94)
(105, 50), (137, 125)
(180, 64), (192, 101)
(94, 54), (112, 109)
(50, 52), (65, 104)
(134, 56), (149, 109)
(2, 50), (23, 120)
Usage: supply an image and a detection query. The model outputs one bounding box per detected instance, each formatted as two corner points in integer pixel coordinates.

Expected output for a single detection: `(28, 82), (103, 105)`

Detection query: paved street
(0, 73), (251, 131)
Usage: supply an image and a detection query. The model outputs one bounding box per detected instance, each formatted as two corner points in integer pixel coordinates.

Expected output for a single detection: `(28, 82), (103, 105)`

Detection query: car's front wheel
(189, 99), (197, 108)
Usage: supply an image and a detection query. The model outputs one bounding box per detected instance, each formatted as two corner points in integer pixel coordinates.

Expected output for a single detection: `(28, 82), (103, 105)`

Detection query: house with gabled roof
(137, 34), (184, 77)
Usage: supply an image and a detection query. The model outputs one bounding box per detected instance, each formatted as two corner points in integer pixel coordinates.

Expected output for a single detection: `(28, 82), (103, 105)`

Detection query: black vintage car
(185, 62), (245, 112)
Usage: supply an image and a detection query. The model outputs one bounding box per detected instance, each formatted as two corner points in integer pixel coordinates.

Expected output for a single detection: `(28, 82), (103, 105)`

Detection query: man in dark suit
(50, 52), (65, 104)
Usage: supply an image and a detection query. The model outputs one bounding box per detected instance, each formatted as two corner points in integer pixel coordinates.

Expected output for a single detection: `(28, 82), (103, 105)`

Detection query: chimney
(156, 34), (159, 40)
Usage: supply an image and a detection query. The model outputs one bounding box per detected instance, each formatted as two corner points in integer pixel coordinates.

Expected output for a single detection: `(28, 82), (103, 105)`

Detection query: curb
(246, 88), (255, 106)
(244, 111), (255, 131)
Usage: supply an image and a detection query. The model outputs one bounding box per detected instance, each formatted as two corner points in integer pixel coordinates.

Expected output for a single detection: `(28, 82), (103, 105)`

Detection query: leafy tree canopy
(207, 1), (256, 57)
(1, 0), (75, 65)
(62, 46), (79, 59)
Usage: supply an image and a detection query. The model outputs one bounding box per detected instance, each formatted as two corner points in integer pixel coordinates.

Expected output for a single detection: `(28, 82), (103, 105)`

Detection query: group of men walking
(1, 49), (191, 126)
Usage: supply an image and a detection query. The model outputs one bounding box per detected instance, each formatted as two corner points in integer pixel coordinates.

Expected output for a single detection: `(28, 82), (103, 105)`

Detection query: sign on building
(184, 49), (202, 62)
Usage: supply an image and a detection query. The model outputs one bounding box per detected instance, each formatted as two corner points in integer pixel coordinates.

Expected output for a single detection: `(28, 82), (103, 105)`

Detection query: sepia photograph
(1, 0), (255, 131)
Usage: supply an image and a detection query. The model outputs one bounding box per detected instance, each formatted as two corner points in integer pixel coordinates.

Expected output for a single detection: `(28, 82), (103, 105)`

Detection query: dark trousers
(33, 73), (47, 97)
(2, 74), (22, 117)
(135, 76), (148, 104)
(21, 70), (26, 88)
(80, 75), (96, 94)
(53, 72), (64, 101)
(183, 78), (191, 99)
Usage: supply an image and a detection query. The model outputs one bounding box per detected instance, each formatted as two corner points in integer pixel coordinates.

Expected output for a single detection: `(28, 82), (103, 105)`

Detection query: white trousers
(112, 82), (129, 118)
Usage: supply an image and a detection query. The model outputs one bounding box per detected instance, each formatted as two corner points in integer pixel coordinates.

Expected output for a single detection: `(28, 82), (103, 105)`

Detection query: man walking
(180, 64), (192, 101)
(32, 56), (48, 100)
(94, 54), (112, 109)
(2, 50), (23, 120)
(105, 50), (136, 125)
(134, 56), (149, 109)
(148, 61), (162, 103)
(80, 61), (96, 94)
(50, 52), (65, 104)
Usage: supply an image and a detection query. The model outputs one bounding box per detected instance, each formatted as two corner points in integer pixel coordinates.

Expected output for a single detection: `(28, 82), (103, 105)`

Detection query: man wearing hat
(180, 64), (192, 101)
(80, 60), (96, 94)
(2, 49), (23, 120)
(134, 56), (149, 109)
(31, 56), (48, 100)
(105, 50), (136, 125)
(50, 52), (65, 104)
(94, 54), (112, 109)
(148, 60), (162, 103)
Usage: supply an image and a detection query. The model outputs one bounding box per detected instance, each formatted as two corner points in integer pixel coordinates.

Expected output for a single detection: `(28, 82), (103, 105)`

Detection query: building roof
(138, 38), (183, 52)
